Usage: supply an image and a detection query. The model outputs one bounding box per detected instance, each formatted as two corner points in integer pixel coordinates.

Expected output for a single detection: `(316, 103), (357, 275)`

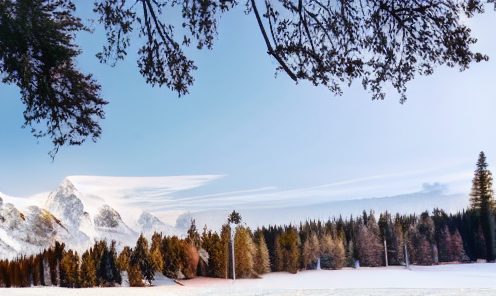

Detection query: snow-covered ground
(1, 263), (495, 295)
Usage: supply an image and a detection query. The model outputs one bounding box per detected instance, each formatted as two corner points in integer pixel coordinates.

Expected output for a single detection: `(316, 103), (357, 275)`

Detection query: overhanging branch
(251, 0), (297, 82)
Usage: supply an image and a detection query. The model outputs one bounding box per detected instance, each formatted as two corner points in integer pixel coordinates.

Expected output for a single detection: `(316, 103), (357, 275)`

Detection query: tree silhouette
(2, 0), (494, 156)
(470, 151), (495, 261)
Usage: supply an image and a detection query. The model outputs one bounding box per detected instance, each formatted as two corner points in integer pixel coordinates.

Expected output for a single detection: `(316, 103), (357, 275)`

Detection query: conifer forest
(0, 152), (494, 288)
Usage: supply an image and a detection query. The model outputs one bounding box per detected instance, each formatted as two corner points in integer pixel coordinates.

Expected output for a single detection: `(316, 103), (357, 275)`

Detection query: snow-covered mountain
(0, 176), (472, 259)
(0, 179), (178, 259)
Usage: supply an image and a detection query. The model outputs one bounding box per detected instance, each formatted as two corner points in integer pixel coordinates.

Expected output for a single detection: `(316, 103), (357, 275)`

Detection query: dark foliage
(0, 0), (107, 158)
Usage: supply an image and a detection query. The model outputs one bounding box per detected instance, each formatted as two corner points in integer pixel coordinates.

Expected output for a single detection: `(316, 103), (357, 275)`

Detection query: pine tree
(302, 232), (320, 269)
(128, 261), (144, 287)
(470, 151), (495, 261)
(253, 230), (270, 275)
(150, 232), (164, 273)
(320, 234), (345, 270)
(219, 224), (231, 278)
(278, 227), (300, 274)
(132, 234), (154, 284)
(437, 225), (453, 262)
(234, 226), (255, 278)
(117, 246), (132, 273)
(184, 241), (199, 279)
(345, 240), (355, 268)
(474, 225), (487, 260)
(355, 223), (383, 267)
(450, 229), (467, 262)
(187, 220), (201, 249)
(80, 250), (96, 288)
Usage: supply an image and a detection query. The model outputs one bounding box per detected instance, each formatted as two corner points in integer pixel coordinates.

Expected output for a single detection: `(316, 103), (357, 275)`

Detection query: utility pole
(384, 239), (388, 267)
(231, 232), (235, 280)
(405, 243), (409, 269)
(227, 210), (241, 280)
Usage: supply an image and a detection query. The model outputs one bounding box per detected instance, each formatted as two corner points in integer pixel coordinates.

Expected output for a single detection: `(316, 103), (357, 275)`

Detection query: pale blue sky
(0, 3), (495, 200)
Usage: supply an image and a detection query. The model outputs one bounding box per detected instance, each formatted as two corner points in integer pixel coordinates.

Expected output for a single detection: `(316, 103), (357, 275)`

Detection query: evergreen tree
(132, 234), (154, 284)
(345, 240), (355, 268)
(80, 250), (96, 288)
(302, 232), (320, 269)
(234, 226), (256, 278)
(253, 230), (270, 275)
(355, 223), (383, 267)
(96, 240), (121, 287)
(219, 224), (231, 278)
(474, 224), (487, 260)
(450, 229), (467, 262)
(128, 261), (144, 287)
(184, 241), (199, 279)
(437, 225), (453, 262)
(150, 232), (164, 272)
(278, 227), (300, 274)
(117, 246), (132, 273)
(470, 151), (495, 261)
(320, 234), (345, 270)
(187, 220), (201, 249)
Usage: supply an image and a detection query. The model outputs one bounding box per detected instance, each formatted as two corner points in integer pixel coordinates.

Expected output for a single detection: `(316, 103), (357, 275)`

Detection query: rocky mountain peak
(94, 204), (122, 228)
(44, 178), (84, 228)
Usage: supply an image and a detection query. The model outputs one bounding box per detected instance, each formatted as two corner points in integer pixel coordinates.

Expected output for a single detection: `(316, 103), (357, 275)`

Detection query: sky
(0, 2), (495, 207)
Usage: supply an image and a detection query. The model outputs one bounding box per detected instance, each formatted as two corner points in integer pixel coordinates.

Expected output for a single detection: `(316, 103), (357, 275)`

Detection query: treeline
(0, 208), (494, 288)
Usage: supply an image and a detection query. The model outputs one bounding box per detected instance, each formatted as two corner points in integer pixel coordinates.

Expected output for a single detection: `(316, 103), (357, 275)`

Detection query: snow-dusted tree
(302, 232), (320, 269)
(253, 230), (270, 275)
(233, 225), (256, 278)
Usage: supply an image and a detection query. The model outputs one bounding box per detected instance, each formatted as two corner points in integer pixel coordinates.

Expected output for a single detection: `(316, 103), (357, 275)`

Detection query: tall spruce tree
(132, 234), (154, 284)
(253, 230), (270, 275)
(470, 151), (495, 261)
(302, 232), (320, 269)
(233, 226), (256, 278)
(80, 250), (96, 288)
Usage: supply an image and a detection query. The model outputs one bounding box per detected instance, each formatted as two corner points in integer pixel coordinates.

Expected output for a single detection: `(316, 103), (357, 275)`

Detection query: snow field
(1, 263), (495, 296)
